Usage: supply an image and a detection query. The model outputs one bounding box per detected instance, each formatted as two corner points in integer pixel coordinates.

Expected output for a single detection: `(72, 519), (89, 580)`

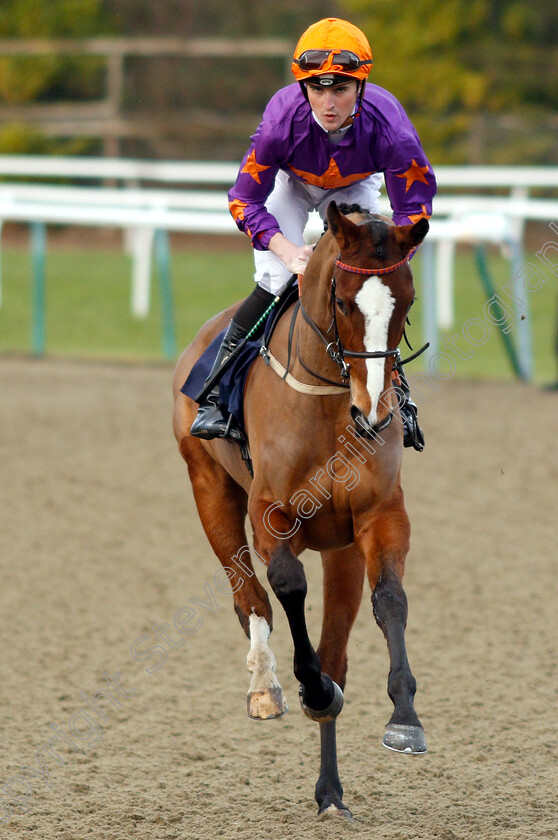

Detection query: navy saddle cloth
(181, 281), (299, 435)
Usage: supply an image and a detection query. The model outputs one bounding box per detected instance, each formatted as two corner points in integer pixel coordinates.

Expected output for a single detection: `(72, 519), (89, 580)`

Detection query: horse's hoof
(247, 687), (288, 720)
(382, 723), (427, 754)
(299, 680), (344, 722)
(318, 803), (353, 820)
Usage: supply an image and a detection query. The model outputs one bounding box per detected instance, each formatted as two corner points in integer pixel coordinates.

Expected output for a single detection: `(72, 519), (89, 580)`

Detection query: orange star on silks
(289, 159), (374, 190)
(408, 204), (431, 223)
(241, 149), (271, 184)
(396, 159), (430, 193)
(228, 198), (248, 222)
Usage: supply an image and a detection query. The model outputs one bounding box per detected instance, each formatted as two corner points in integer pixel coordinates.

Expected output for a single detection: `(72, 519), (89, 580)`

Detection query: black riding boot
(397, 367), (425, 452)
(189, 320), (247, 442)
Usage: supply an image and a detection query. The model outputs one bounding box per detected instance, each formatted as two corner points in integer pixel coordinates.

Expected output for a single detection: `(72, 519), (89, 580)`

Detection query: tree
(0, 0), (111, 103)
(106, 0), (341, 37)
(339, 0), (558, 162)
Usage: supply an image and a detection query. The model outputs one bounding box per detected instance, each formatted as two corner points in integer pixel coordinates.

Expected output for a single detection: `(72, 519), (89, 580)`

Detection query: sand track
(1, 357), (557, 839)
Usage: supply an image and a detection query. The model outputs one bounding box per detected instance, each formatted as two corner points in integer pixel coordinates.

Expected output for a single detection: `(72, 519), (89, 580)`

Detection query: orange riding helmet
(291, 18), (373, 84)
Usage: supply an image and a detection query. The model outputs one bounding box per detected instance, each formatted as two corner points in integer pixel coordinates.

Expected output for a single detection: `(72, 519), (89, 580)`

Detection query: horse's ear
(394, 217), (430, 255)
(326, 201), (360, 251)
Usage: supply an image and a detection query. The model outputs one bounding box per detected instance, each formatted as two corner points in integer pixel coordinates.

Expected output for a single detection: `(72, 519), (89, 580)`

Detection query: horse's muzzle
(350, 404), (393, 441)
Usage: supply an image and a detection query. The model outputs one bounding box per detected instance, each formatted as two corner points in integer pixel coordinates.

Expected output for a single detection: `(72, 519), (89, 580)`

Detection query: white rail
(1, 156), (557, 373)
(0, 154), (240, 184)
(1, 155), (558, 189)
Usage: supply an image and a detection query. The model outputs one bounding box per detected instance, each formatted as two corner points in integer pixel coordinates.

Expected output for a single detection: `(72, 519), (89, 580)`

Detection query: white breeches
(254, 170), (383, 294)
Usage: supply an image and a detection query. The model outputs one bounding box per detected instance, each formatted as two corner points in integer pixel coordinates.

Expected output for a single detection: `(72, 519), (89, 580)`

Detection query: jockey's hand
(268, 233), (313, 275)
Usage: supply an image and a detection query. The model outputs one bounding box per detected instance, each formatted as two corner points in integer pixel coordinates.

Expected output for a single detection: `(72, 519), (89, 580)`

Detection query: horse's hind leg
(245, 612), (288, 719)
(179, 437), (287, 719)
(356, 494), (427, 754)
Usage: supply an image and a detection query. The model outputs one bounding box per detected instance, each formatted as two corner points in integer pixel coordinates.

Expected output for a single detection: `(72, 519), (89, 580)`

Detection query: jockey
(190, 17), (437, 449)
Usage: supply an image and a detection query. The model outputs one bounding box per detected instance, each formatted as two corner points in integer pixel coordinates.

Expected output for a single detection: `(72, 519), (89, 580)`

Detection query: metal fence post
(510, 237), (533, 380)
(154, 229), (176, 360)
(474, 245), (524, 379)
(31, 222), (46, 356)
(421, 239), (438, 370)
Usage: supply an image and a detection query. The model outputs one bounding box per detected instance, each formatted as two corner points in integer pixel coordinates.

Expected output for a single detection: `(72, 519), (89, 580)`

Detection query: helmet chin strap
(298, 80), (311, 102)
(354, 79), (366, 117)
(337, 116), (354, 130)
(340, 80), (366, 127)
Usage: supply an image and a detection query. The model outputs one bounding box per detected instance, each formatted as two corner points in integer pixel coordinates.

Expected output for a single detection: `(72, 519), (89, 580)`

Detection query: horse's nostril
(350, 404), (362, 424)
(350, 405), (369, 434)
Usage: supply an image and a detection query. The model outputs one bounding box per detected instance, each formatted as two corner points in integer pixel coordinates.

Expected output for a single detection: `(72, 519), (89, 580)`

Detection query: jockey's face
(306, 79), (359, 132)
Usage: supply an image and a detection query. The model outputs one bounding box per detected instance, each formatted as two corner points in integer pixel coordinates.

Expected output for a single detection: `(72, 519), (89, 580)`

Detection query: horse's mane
(310, 203), (395, 278)
(323, 203), (394, 231)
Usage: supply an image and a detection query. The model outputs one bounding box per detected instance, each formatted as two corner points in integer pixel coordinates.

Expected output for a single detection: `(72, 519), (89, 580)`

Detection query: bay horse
(172, 202), (430, 818)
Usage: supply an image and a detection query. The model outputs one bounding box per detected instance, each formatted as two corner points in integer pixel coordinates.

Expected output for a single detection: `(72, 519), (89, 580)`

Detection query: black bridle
(299, 249), (425, 382)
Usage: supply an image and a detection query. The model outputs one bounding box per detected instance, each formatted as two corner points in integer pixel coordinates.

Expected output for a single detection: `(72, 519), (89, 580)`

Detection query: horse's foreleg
(266, 545), (343, 722)
(373, 570), (426, 753)
(252, 505), (347, 816)
(357, 497), (426, 755)
(317, 546), (366, 688)
(179, 437), (286, 719)
(310, 547), (365, 818)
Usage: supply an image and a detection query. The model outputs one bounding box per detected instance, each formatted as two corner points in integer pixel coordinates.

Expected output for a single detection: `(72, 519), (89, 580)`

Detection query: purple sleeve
(228, 114), (285, 251)
(381, 118), (437, 226)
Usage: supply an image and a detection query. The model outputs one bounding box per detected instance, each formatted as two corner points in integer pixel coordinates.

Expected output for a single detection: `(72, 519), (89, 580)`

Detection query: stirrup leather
(189, 321), (247, 443)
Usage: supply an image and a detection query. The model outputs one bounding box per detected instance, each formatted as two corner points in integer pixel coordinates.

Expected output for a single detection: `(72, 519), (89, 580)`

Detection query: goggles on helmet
(293, 49), (373, 74)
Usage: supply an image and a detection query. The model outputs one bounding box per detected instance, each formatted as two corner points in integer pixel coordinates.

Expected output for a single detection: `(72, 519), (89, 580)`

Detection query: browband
(335, 246), (418, 276)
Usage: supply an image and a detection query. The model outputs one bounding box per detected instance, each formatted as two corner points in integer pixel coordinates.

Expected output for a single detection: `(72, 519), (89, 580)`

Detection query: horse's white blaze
(355, 276), (395, 425)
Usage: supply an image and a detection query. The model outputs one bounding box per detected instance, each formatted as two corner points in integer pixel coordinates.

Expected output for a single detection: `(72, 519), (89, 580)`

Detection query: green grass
(412, 247), (557, 383)
(0, 240), (556, 382)
(0, 244), (254, 362)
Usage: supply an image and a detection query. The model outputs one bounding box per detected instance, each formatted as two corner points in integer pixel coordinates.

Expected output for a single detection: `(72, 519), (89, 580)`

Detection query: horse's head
(325, 201), (429, 436)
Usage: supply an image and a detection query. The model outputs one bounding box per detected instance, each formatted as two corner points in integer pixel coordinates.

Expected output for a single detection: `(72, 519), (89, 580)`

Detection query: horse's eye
(335, 297), (348, 315)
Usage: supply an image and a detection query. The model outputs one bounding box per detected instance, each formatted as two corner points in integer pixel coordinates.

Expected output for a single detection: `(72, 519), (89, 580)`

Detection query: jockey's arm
(268, 232), (313, 275)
